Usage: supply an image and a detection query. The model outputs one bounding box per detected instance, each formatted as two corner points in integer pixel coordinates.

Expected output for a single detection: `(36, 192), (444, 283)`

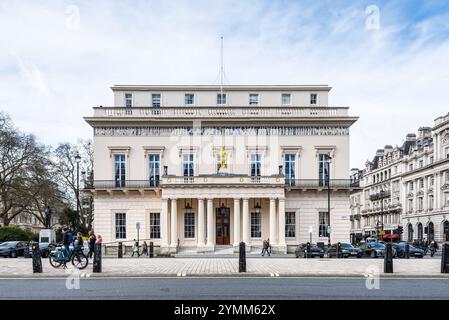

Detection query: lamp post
(44, 206), (52, 229)
(380, 189), (385, 241)
(75, 153), (81, 229)
(326, 155), (332, 247)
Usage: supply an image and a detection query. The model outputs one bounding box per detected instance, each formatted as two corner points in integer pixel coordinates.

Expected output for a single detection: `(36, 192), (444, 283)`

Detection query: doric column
(197, 198), (205, 247)
(161, 198), (169, 246)
(269, 198), (277, 245)
(278, 198), (286, 245)
(233, 198), (241, 246)
(242, 198), (250, 244)
(206, 199), (214, 246)
(170, 198), (178, 247)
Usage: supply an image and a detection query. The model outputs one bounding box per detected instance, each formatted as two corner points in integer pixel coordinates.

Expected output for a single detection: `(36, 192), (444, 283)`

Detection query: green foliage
(0, 226), (37, 242)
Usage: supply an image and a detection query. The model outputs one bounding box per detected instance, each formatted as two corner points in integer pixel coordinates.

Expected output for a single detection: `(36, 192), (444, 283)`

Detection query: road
(1, 277), (449, 300)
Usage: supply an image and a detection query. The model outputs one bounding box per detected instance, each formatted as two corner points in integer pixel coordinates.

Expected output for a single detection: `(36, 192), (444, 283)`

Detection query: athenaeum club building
(84, 85), (359, 254)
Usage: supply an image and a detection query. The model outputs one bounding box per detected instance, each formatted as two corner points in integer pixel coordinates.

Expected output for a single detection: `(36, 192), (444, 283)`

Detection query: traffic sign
(136, 222), (141, 230)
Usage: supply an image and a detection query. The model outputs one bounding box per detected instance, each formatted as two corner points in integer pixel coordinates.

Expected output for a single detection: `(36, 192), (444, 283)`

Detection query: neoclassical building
(84, 85), (359, 254)
(350, 113), (449, 244)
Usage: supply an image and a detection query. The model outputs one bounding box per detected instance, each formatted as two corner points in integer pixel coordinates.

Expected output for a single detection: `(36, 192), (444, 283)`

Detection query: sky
(1, 0), (449, 168)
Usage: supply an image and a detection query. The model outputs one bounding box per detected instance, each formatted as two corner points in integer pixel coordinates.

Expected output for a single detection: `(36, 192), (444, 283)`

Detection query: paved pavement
(0, 256), (446, 277)
(1, 278), (449, 299)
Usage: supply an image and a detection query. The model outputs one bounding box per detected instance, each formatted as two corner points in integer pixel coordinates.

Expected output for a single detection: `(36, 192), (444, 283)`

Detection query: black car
(327, 243), (362, 258)
(295, 243), (325, 258)
(358, 242), (386, 258)
(27, 242), (57, 258)
(0, 241), (27, 258)
(393, 242), (424, 258)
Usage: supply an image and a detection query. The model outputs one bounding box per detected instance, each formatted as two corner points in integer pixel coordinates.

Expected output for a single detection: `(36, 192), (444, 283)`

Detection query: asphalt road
(1, 277), (449, 300)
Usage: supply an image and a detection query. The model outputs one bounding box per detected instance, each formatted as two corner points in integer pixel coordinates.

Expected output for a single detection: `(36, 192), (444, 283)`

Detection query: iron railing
(285, 179), (358, 188)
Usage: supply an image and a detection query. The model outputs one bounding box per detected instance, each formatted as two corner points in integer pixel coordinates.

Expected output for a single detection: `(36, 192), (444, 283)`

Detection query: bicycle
(49, 244), (89, 270)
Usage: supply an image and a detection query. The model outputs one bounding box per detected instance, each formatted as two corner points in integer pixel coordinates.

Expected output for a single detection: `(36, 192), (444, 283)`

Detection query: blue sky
(1, 0), (449, 168)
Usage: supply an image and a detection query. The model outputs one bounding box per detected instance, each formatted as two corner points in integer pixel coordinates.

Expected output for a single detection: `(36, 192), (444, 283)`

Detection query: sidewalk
(0, 257), (447, 278)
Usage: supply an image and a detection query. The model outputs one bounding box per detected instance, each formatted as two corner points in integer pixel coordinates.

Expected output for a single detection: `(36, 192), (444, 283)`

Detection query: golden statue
(219, 146), (227, 171)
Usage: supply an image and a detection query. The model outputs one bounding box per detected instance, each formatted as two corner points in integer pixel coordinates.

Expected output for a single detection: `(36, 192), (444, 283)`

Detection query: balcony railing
(91, 106), (350, 118)
(285, 179), (358, 189)
(369, 190), (391, 201)
(162, 175), (285, 186)
(85, 180), (160, 189)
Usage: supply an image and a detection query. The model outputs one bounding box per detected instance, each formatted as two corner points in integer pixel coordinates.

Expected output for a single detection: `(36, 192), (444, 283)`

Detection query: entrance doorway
(216, 207), (230, 245)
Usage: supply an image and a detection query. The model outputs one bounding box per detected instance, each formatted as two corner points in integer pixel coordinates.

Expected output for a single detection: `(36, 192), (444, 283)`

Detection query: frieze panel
(94, 126), (350, 137)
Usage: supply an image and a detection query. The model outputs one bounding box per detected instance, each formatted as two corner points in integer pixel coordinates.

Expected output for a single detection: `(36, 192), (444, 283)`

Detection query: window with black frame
(319, 211), (329, 237)
(251, 212), (261, 238)
(285, 212), (296, 238)
(149, 154), (160, 187)
(318, 154), (330, 187)
(115, 213), (126, 239)
(250, 154), (261, 177)
(114, 154), (126, 187)
(184, 212), (195, 239)
(284, 154), (295, 186)
(150, 212), (160, 239)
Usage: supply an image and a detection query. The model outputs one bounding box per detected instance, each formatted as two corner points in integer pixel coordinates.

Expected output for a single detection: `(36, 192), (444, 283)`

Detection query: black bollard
(306, 242), (311, 258)
(118, 242), (123, 258)
(31, 242), (42, 273)
(405, 243), (410, 259)
(441, 244), (449, 274)
(93, 243), (102, 273)
(337, 242), (342, 258)
(384, 243), (393, 273)
(149, 242), (154, 258)
(239, 242), (246, 272)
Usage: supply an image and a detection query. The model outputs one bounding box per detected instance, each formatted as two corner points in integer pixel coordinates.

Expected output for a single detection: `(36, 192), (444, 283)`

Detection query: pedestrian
(75, 232), (84, 253)
(430, 240), (439, 257)
(132, 239), (140, 257)
(62, 227), (71, 258)
(141, 241), (148, 256)
(261, 239), (270, 257)
(88, 231), (96, 258)
(96, 234), (103, 244)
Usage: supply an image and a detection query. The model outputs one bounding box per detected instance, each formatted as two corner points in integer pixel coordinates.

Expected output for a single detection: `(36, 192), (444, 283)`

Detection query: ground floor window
(115, 213), (126, 239)
(319, 211), (329, 237)
(251, 212), (262, 238)
(184, 212), (195, 239)
(150, 212), (160, 239)
(285, 212), (296, 238)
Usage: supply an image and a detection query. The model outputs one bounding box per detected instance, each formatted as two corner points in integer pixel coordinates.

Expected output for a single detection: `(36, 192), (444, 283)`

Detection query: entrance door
(216, 207), (230, 245)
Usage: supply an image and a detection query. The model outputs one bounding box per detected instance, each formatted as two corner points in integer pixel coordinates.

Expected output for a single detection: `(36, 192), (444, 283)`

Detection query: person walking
(261, 239), (271, 257)
(75, 232), (84, 253)
(62, 227), (71, 258)
(430, 240), (439, 257)
(141, 241), (148, 256)
(88, 231), (96, 258)
(131, 239), (140, 257)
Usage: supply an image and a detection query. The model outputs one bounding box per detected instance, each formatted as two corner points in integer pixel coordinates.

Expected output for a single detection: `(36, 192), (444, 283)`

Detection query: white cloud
(0, 0), (448, 169)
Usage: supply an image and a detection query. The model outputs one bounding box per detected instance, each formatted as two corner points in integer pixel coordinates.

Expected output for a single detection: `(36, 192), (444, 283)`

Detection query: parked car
(359, 242), (386, 258)
(0, 241), (27, 258)
(393, 242), (424, 258)
(328, 243), (362, 258)
(27, 242), (57, 258)
(295, 243), (325, 258)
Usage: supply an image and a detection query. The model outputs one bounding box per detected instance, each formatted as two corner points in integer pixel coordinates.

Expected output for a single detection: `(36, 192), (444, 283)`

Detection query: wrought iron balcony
(285, 179), (358, 189)
(369, 190), (391, 201)
(85, 180), (160, 190)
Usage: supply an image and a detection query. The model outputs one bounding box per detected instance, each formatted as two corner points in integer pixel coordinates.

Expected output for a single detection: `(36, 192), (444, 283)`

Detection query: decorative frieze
(94, 126), (350, 137)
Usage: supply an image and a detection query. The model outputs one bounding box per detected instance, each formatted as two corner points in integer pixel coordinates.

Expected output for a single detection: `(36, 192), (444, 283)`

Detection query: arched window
(417, 223), (423, 240)
(443, 221), (449, 242)
(427, 222), (435, 242)
(408, 224), (414, 242)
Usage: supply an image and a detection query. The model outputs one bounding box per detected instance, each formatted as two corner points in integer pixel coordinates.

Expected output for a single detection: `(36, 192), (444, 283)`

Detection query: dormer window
(310, 93), (317, 105)
(185, 94), (194, 106)
(217, 93), (226, 105)
(152, 94), (161, 108)
(281, 94), (291, 106)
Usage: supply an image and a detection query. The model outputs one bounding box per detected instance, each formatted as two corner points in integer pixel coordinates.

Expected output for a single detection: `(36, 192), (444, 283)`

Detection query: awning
(383, 234), (400, 240)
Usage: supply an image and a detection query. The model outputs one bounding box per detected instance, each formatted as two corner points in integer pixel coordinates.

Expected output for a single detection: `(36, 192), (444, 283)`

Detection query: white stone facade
(85, 85), (358, 254)
(350, 113), (449, 244)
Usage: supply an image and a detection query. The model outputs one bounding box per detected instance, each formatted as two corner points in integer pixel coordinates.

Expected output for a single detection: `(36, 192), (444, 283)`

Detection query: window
(281, 94), (291, 106)
(285, 212), (295, 238)
(152, 94), (161, 107)
(429, 195), (434, 210)
(310, 93), (317, 105)
(183, 154), (194, 177)
(319, 211), (329, 237)
(394, 166), (398, 174)
(251, 212), (261, 238)
(185, 94), (194, 106)
(125, 93), (132, 107)
(419, 179), (424, 189)
(409, 182), (414, 191)
(318, 154), (331, 186)
(418, 197), (423, 211)
(408, 199), (413, 212)
(250, 154), (261, 177)
(150, 212), (160, 239)
(446, 147), (449, 159)
(114, 154), (126, 187)
(284, 154), (295, 185)
(149, 154), (160, 187)
(430, 175), (434, 186)
(430, 156), (434, 164)
(184, 212), (195, 239)
(115, 213), (126, 239)
(409, 164), (413, 171)
(249, 94), (259, 105)
(217, 93), (226, 105)
(419, 160), (423, 168)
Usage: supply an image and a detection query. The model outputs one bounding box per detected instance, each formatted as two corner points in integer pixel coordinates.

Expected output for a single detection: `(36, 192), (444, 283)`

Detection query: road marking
(1, 276), (449, 280)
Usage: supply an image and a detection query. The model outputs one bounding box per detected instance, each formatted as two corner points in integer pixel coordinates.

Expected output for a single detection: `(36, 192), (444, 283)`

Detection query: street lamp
(380, 189), (385, 241)
(75, 153), (81, 229)
(326, 155), (332, 247)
